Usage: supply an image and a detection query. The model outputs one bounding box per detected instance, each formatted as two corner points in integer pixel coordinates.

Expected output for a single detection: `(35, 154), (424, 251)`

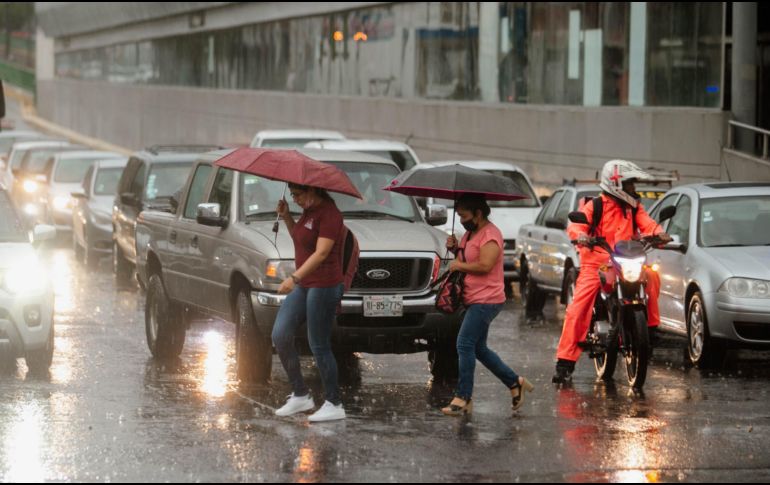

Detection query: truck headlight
(265, 260), (296, 283)
(1, 262), (47, 294)
(616, 256), (645, 283)
(720, 278), (770, 299)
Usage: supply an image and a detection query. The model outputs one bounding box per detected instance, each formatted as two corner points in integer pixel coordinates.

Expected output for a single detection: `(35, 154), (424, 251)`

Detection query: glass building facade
(54, 2), (724, 108)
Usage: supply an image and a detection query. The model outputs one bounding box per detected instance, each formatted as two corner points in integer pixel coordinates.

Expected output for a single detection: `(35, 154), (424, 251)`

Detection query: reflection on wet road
(1, 248), (770, 481)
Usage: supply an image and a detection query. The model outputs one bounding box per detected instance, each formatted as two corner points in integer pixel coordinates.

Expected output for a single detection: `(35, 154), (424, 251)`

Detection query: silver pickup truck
(135, 148), (461, 384)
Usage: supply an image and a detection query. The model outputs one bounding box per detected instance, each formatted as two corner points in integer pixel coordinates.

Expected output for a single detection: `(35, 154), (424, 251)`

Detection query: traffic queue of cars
(1, 126), (767, 378)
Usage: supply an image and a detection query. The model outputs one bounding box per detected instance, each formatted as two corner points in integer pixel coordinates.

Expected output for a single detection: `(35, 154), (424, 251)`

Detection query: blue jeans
(272, 284), (344, 405)
(455, 303), (519, 401)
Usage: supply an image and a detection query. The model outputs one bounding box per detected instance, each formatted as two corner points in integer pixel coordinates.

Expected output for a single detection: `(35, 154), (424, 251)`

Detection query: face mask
(461, 219), (478, 232)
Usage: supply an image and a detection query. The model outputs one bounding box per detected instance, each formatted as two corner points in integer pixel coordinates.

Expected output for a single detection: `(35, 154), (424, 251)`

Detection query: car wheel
(519, 259), (530, 304)
(84, 235), (99, 269)
(72, 235), (84, 262)
(687, 292), (726, 369)
(562, 267), (577, 307)
(145, 274), (185, 359)
(235, 289), (272, 384)
(26, 325), (54, 376)
(113, 240), (132, 284)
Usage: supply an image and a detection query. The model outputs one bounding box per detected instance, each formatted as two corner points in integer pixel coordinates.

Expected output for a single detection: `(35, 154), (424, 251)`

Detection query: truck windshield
(240, 162), (420, 222)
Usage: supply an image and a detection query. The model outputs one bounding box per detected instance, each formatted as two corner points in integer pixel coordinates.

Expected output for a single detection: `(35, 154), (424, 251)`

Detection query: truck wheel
(504, 278), (515, 300)
(235, 289), (272, 384)
(26, 326), (54, 376)
(525, 280), (547, 318)
(145, 274), (185, 359)
(113, 240), (132, 285)
(429, 340), (459, 382)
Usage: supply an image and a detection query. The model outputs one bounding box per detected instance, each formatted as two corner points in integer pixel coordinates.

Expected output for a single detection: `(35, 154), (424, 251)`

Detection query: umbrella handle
(273, 184), (287, 249)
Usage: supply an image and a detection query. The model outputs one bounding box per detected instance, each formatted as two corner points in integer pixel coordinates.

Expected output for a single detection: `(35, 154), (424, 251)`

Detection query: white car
(413, 160), (541, 289)
(2, 140), (70, 194)
(0, 189), (56, 373)
(304, 139), (420, 171)
(250, 129), (346, 148)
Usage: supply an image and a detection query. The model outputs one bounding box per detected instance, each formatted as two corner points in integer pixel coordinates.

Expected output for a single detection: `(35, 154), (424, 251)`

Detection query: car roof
(307, 139), (412, 151)
(0, 130), (44, 138)
(198, 148), (397, 168)
(55, 151), (122, 160)
(94, 158), (129, 169)
(11, 140), (70, 151)
(256, 129), (346, 140)
(674, 182), (770, 199)
(417, 160), (526, 172)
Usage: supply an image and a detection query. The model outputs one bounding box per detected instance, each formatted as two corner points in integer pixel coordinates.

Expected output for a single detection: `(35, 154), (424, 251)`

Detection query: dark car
(112, 145), (222, 285)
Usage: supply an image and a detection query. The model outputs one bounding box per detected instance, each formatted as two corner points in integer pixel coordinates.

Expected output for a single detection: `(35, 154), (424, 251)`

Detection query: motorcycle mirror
(568, 211), (589, 225)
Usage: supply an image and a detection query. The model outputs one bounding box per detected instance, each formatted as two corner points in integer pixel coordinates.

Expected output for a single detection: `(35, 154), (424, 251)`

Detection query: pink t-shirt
(460, 223), (506, 305)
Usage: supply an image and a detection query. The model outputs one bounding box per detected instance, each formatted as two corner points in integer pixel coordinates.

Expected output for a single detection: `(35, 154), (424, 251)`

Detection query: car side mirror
(32, 224), (56, 245)
(539, 195), (550, 205)
(197, 203), (228, 228)
(425, 204), (448, 226)
(545, 218), (567, 230)
(568, 211), (589, 225)
(659, 205), (676, 223)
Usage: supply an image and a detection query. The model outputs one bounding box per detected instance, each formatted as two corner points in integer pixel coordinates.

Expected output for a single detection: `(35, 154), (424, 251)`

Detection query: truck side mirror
(197, 203), (228, 228)
(425, 204), (448, 226)
(659, 206), (676, 223)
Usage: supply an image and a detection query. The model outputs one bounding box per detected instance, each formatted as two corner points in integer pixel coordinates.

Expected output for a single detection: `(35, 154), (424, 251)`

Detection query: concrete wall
(37, 78), (733, 188)
(721, 149), (770, 181)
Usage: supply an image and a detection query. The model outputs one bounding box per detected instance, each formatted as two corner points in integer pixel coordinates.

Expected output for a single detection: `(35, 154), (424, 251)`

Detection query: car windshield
(54, 157), (99, 183)
(361, 150), (417, 171)
(699, 196), (770, 247)
(94, 167), (124, 196)
(145, 163), (193, 201)
(0, 192), (27, 243)
(432, 170), (539, 208)
(240, 161), (420, 222)
(20, 149), (58, 175)
(9, 148), (32, 171)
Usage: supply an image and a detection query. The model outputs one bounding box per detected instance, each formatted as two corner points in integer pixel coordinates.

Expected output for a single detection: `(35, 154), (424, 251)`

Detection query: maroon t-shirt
(290, 199), (344, 288)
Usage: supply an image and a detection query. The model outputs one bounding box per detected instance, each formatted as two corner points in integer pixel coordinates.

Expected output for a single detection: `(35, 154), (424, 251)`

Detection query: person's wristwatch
(290, 274), (300, 284)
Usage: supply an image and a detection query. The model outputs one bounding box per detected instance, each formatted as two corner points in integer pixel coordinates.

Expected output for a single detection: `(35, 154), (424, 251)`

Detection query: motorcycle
(568, 207), (675, 389)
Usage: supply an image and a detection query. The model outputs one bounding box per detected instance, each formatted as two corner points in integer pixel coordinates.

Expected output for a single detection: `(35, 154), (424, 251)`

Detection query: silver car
(647, 182), (770, 368)
(72, 158), (128, 267)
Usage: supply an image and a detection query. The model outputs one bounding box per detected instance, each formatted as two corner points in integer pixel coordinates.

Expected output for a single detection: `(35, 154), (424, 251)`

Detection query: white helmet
(599, 159), (654, 208)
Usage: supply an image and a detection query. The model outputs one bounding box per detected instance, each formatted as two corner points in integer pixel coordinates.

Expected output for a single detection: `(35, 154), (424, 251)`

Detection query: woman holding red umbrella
(271, 183), (347, 422)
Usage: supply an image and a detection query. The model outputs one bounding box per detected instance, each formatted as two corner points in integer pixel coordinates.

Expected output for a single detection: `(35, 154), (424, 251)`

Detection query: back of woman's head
(456, 194), (491, 219)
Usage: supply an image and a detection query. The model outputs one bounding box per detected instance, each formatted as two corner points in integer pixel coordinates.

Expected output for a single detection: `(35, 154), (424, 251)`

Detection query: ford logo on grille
(366, 269), (391, 280)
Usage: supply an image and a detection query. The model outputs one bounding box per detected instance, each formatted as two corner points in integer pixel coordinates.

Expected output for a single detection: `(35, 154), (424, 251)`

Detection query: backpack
(588, 196), (638, 237)
(340, 225), (359, 293)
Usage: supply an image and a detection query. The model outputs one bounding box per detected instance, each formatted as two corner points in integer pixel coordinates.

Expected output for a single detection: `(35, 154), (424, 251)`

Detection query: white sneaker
(275, 393), (315, 417)
(308, 401), (346, 422)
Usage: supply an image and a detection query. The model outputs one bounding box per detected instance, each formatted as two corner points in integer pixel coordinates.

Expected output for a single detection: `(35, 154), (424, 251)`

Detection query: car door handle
(170, 230), (177, 244)
(191, 235), (199, 248)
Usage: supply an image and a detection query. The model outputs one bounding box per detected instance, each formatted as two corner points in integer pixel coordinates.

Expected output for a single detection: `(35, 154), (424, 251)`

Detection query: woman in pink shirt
(441, 194), (534, 416)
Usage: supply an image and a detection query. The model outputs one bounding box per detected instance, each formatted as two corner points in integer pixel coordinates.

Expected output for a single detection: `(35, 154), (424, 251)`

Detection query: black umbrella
(383, 164), (530, 234)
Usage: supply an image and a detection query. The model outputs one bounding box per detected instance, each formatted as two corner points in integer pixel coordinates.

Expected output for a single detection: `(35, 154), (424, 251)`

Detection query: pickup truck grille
(352, 258), (433, 291)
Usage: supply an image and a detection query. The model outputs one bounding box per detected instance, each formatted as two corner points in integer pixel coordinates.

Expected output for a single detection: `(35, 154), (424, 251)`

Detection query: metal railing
(727, 120), (770, 160)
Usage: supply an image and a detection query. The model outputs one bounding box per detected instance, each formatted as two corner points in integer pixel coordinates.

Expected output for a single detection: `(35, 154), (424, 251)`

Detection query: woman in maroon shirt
(271, 183), (347, 422)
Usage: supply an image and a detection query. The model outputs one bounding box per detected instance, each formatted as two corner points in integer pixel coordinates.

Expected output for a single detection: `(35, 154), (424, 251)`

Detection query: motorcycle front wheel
(625, 309), (650, 389)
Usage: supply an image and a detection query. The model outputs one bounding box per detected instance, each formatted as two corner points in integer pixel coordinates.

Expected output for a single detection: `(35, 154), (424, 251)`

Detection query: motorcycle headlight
(1, 261), (47, 295)
(53, 195), (72, 213)
(616, 256), (645, 283)
(23, 180), (39, 194)
(719, 278), (770, 299)
(265, 260), (296, 283)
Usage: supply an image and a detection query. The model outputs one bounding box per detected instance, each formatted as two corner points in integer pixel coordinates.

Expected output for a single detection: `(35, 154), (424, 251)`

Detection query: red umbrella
(214, 147), (362, 199)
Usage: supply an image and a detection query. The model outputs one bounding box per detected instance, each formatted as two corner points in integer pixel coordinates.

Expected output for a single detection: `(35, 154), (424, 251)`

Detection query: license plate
(363, 295), (404, 317)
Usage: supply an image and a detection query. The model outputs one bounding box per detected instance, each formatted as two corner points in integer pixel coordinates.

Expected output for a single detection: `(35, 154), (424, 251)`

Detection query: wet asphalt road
(2, 247), (770, 482)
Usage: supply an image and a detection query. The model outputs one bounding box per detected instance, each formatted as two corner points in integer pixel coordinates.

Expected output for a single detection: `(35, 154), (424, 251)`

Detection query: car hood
(245, 219), (448, 259)
(705, 247), (770, 280)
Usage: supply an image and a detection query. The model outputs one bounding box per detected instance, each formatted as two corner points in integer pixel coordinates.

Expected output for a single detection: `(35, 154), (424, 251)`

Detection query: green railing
(0, 58), (35, 95)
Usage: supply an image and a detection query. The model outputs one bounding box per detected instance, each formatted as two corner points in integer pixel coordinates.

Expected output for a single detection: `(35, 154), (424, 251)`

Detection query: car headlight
(1, 261), (47, 294)
(616, 256), (645, 283)
(23, 180), (39, 194)
(265, 260), (296, 283)
(53, 195), (72, 213)
(719, 278), (770, 299)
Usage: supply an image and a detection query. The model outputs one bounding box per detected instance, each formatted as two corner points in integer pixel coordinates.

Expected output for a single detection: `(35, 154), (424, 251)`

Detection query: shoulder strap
(632, 205), (639, 234)
(590, 197), (602, 236)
